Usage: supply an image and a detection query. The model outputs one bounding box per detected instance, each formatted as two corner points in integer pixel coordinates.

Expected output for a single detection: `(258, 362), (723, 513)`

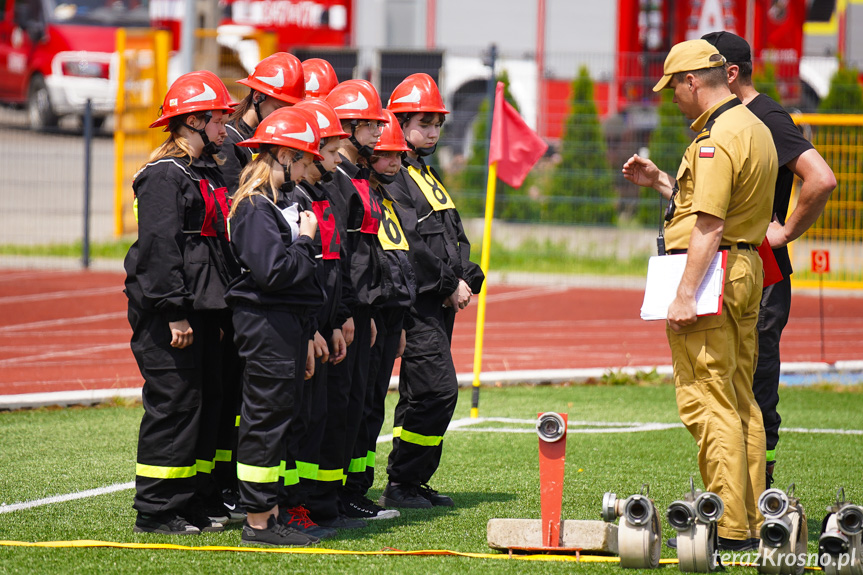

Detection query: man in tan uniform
(623, 39), (778, 551)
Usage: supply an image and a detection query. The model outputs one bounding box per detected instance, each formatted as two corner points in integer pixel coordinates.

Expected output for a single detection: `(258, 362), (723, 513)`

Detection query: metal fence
(0, 108), (115, 255)
(1, 40), (861, 290)
(789, 114), (863, 289)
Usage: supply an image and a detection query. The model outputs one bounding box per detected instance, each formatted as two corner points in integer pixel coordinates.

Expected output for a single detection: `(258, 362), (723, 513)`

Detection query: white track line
(0, 311), (126, 333)
(447, 417), (863, 436)
(483, 286), (569, 303)
(0, 482), (135, 514)
(2, 431), (406, 514)
(0, 271), (79, 284)
(3, 417), (861, 514)
(0, 286), (119, 305)
(0, 343), (129, 367)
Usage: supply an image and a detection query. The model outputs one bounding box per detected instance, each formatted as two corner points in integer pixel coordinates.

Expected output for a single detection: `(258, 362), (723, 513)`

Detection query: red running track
(1, 270), (861, 396)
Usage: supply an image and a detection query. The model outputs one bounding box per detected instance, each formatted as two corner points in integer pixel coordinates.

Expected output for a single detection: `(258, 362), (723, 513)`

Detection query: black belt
(668, 243), (758, 255)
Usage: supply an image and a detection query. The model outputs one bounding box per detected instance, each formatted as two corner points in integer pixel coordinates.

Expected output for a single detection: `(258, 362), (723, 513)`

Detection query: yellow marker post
(113, 28), (126, 237)
(471, 162), (498, 418)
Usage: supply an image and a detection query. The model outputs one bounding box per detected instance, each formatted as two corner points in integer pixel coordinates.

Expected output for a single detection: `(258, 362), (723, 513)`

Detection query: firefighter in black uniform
(380, 73), (485, 509)
(226, 107), (324, 547)
(215, 52), (305, 519)
(302, 58), (339, 99)
(222, 52), (306, 194)
(125, 71), (239, 534)
(274, 97), (351, 539)
(342, 109), (417, 518)
(300, 79), (393, 527)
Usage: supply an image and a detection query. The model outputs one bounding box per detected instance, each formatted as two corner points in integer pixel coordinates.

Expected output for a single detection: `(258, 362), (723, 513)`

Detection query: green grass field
(2, 383), (861, 574)
(0, 237), (648, 276)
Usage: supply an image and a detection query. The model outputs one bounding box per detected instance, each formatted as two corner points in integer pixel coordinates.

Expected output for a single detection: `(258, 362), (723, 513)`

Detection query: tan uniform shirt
(665, 95), (778, 250)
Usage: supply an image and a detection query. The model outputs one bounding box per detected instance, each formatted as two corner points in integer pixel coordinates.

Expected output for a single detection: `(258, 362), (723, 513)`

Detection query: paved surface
(0, 108), (116, 247)
(1, 269), (861, 400)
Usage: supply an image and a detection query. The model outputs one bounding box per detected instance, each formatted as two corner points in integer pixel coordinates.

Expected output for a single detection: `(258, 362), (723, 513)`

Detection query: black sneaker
(134, 512), (200, 535)
(717, 537), (760, 551)
(314, 514), (368, 529)
(199, 502), (230, 525)
(417, 483), (454, 507)
(279, 505), (338, 539)
(342, 493), (401, 520)
(182, 507), (225, 533)
(241, 515), (319, 546)
(221, 489), (246, 523)
(379, 482), (433, 509)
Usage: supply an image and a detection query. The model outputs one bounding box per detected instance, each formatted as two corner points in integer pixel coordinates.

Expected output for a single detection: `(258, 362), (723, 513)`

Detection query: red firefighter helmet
(302, 58), (339, 99)
(150, 71), (237, 129)
(386, 73), (448, 115)
(196, 69), (240, 108)
(237, 52), (305, 104)
(374, 110), (410, 152)
(325, 79), (387, 122)
(237, 108), (323, 160)
(293, 99), (349, 140)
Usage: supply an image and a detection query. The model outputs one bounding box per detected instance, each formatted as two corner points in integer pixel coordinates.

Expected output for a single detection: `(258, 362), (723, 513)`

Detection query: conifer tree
(753, 61), (782, 104)
(819, 66), (863, 113)
(636, 89), (690, 225)
(450, 70), (522, 217)
(547, 66), (615, 224)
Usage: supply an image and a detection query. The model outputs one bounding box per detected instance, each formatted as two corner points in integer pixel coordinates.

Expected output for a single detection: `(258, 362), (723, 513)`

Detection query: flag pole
(471, 161), (498, 418)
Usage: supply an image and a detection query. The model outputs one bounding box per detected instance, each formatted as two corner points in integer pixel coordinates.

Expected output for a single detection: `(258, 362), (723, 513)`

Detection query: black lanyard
(657, 98), (741, 255)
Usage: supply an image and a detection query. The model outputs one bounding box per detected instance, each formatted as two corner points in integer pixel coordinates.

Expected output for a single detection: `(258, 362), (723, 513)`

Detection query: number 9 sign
(811, 250), (830, 274)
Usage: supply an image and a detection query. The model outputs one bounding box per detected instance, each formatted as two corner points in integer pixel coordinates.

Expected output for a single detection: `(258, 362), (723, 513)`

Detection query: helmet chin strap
(407, 141), (436, 156)
(349, 120), (375, 159)
(314, 160), (334, 183)
(183, 111), (220, 156)
(372, 170), (396, 184)
(267, 147), (298, 194)
(252, 93), (266, 124)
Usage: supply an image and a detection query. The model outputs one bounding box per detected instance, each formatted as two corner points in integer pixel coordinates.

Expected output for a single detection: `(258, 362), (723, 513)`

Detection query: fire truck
(0, 0), (149, 129)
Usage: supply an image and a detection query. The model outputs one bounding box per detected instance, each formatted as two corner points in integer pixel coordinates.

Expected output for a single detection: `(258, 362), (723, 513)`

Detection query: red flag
(758, 237), (784, 288)
(488, 82), (548, 188)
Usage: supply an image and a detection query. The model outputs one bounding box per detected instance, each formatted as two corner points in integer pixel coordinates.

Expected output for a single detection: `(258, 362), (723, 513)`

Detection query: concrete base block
(487, 518), (618, 553)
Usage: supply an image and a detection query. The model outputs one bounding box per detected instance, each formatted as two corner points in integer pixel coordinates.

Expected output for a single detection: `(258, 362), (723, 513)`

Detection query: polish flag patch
(699, 146), (715, 158)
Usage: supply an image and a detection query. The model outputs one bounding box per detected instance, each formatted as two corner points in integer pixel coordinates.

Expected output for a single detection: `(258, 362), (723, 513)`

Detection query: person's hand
(305, 340), (316, 380)
(341, 317), (355, 346)
(765, 215), (788, 248)
(622, 154), (661, 188)
(299, 210), (318, 238)
(444, 287), (460, 311)
(169, 319), (193, 349)
(329, 329), (347, 364)
(457, 279), (472, 309)
(396, 329), (406, 358)
(667, 295), (697, 333)
(370, 318), (377, 347)
(313, 331), (329, 364)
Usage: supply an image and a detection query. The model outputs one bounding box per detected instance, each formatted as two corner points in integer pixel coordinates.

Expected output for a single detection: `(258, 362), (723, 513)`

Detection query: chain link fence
(1, 41), (860, 287)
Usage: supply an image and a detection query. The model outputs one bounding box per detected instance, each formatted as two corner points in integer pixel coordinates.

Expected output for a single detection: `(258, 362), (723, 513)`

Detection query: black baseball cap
(701, 31), (751, 63)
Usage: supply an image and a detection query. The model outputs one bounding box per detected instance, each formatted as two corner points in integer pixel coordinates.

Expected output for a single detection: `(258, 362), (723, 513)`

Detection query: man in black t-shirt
(703, 31), (836, 487)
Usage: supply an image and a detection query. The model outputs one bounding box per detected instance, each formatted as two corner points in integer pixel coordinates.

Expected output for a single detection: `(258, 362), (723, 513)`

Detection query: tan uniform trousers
(666, 247), (767, 540)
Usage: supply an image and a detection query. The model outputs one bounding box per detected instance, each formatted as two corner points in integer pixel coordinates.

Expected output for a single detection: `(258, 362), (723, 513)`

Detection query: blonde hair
(142, 113), (225, 170)
(230, 145), (293, 217)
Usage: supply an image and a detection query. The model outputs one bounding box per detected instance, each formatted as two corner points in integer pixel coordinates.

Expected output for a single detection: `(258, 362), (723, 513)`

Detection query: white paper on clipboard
(640, 251), (727, 320)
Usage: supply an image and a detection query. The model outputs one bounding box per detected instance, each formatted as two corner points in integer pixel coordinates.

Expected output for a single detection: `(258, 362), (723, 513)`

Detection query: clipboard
(640, 251), (727, 321)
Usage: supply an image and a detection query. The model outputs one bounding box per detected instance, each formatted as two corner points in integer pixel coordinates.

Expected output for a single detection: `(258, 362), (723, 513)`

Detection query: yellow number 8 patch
(408, 165), (455, 211)
(377, 199), (409, 251)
